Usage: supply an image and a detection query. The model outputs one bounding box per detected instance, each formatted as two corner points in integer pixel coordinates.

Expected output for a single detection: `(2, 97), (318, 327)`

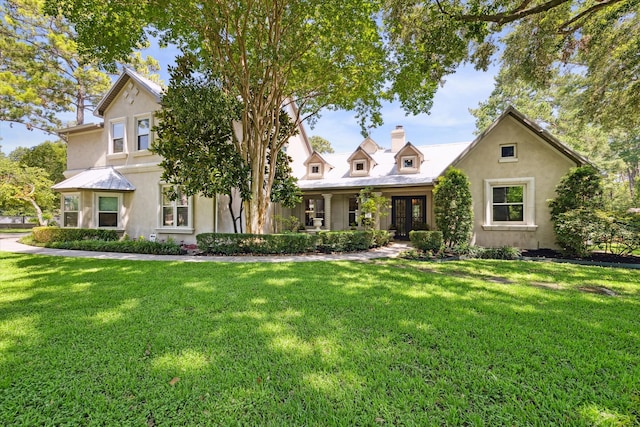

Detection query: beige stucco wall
(456, 115), (578, 249)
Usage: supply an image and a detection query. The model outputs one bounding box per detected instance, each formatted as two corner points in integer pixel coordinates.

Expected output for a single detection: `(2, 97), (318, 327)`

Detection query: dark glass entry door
(392, 196), (427, 240)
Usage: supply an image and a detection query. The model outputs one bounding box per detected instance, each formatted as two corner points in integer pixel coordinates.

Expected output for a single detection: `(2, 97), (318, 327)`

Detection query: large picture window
(96, 194), (121, 228)
(161, 186), (191, 228)
(492, 186), (524, 221)
(483, 177), (537, 231)
(62, 194), (80, 227)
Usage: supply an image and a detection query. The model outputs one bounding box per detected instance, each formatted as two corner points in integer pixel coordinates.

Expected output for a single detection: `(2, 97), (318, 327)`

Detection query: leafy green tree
(0, 156), (56, 225)
(309, 136), (335, 154)
(0, 0), (159, 133)
(11, 141), (67, 183)
(357, 187), (390, 231)
(433, 167), (473, 248)
(152, 64), (300, 233)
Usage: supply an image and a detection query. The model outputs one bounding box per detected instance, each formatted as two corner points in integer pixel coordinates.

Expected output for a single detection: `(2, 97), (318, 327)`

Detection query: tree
(357, 187), (390, 230)
(1, 0), (159, 134)
(45, 0), (435, 233)
(0, 156), (56, 225)
(152, 63), (301, 233)
(11, 140), (67, 183)
(309, 136), (334, 154)
(433, 167), (473, 248)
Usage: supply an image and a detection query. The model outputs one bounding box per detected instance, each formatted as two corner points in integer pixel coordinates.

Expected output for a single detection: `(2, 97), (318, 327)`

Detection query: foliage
(10, 140), (67, 183)
(309, 136), (334, 154)
(273, 215), (302, 233)
(549, 166), (604, 256)
(196, 233), (318, 255)
(45, 238), (182, 255)
(593, 211), (640, 256)
(433, 167), (473, 248)
(0, 0), (159, 133)
(357, 187), (391, 230)
(0, 156), (56, 225)
(467, 246), (522, 260)
(31, 226), (118, 243)
(409, 230), (443, 254)
(317, 230), (389, 253)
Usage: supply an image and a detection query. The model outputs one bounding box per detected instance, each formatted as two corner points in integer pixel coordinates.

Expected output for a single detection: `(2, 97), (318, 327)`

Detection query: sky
(0, 42), (499, 155)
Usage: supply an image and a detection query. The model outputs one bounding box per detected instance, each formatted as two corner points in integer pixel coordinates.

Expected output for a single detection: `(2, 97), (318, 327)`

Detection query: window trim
(499, 143), (518, 163)
(108, 118), (127, 156)
(94, 192), (123, 229)
(483, 177), (537, 231)
(62, 193), (81, 228)
(351, 159), (368, 176)
(135, 114), (152, 152)
(400, 155), (419, 173)
(309, 162), (322, 177)
(157, 184), (194, 234)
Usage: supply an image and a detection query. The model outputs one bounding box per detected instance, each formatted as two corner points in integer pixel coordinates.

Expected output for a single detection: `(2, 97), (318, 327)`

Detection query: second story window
(111, 121), (125, 153)
(137, 118), (150, 150)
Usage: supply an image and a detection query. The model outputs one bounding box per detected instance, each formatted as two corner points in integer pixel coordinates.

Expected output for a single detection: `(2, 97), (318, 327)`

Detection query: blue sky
(0, 42), (499, 155)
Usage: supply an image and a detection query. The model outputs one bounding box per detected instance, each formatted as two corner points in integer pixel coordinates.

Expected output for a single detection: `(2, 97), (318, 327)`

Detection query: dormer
(347, 147), (377, 177)
(303, 152), (333, 179)
(394, 142), (424, 174)
(359, 136), (381, 154)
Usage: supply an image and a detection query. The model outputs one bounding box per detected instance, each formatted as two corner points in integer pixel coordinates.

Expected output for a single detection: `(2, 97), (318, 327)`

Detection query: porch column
(373, 191), (383, 230)
(322, 193), (333, 230)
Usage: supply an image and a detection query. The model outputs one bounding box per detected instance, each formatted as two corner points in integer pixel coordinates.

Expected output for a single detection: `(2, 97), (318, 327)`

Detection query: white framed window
(136, 116), (151, 151)
(95, 193), (122, 228)
(109, 118), (126, 155)
(62, 193), (80, 228)
(160, 185), (192, 229)
(309, 163), (322, 177)
(348, 197), (359, 227)
(351, 159), (368, 176)
(483, 177), (537, 231)
(400, 155), (419, 173)
(499, 144), (517, 162)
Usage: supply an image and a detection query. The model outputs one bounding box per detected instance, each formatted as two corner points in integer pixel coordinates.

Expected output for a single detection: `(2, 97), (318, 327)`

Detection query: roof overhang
(52, 167), (135, 192)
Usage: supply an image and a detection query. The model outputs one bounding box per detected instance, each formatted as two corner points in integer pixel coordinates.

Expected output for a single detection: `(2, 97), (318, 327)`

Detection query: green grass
(1, 254), (639, 426)
(0, 229), (31, 234)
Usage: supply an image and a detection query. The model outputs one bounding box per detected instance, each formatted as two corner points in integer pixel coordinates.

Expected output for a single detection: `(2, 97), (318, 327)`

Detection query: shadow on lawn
(1, 253), (639, 425)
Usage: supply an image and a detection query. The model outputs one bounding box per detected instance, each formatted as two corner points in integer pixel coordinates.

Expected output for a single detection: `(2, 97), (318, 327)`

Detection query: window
(111, 121), (125, 153)
(348, 197), (358, 227)
(62, 194), (80, 227)
(136, 117), (150, 150)
(309, 163), (322, 177)
(304, 198), (324, 227)
(492, 186), (524, 221)
(483, 177), (537, 231)
(96, 194), (121, 228)
(355, 161), (365, 171)
(499, 144), (517, 162)
(161, 186), (191, 228)
(400, 155), (419, 173)
(403, 158), (414, 168)
(311, 165), (320, 174)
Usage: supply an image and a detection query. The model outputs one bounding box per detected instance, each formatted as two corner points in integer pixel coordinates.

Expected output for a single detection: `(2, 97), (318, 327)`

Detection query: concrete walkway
(0, 234), (411, 263)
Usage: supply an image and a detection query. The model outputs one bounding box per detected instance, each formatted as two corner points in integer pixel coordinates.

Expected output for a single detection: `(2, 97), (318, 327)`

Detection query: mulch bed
(521, 249), (640, 265)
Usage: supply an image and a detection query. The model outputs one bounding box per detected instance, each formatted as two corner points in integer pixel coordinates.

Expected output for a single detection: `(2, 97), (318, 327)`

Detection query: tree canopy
(309, 136), (335, 154)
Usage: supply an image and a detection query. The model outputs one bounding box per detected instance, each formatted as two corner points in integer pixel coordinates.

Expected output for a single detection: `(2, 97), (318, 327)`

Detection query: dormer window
(402, 156), (415, 169)
(347, 147), (376, 177)
(395, 143), (423, 174)
(500, 144), (517, 162)
(311, 165), (320, 174)
(355, 161), (365, 171)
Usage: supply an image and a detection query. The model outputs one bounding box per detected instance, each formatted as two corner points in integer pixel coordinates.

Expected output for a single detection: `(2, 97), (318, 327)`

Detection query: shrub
(593, 211), (640, 255)
(472, 246), (522, 260)
(317, 231), (386, 253)
(32, 227), (119, 243)
(409, 230), (443, 253)
(196, 233), (318, 255)
(553, 209), (601, 257)
(47, 239), (182, 255)
(433, 167), (473, 248)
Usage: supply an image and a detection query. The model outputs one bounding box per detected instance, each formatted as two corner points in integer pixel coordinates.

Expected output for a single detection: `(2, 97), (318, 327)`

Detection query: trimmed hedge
(47, 239), (182, 255)
(409, 230), (443, 253)
(32, 227), (119, 243)
(197, 230), (391, 255)
(196, 233), (318, 255)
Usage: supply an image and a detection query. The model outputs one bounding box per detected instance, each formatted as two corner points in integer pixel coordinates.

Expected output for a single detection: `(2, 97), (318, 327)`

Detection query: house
(283, 106), (590, 249)
(53, 69), (589, 249)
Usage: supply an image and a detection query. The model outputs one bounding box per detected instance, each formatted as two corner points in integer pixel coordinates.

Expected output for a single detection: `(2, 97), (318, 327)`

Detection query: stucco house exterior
(53, 69), (589, 249)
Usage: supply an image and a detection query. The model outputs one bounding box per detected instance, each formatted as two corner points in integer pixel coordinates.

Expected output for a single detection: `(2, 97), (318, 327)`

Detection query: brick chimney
(391, 125), (405, 153)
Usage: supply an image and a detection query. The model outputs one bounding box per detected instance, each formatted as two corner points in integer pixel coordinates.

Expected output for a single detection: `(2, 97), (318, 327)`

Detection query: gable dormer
(303, 151), (333, 179)
(394, 142), (424, 174)
(359, 137), (381, 154)
(347, 147), (377, 177)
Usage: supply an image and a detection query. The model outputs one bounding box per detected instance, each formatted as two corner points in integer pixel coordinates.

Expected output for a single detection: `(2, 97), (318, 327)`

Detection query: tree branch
(559, 0), (627, 33)
(452, 0), (571, 25)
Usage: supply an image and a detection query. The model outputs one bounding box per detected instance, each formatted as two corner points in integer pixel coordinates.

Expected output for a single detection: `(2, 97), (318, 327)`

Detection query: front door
(392, 196), (427, 240)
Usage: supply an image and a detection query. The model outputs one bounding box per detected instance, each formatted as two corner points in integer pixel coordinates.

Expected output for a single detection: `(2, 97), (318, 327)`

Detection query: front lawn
(1, 254), (638, 425)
